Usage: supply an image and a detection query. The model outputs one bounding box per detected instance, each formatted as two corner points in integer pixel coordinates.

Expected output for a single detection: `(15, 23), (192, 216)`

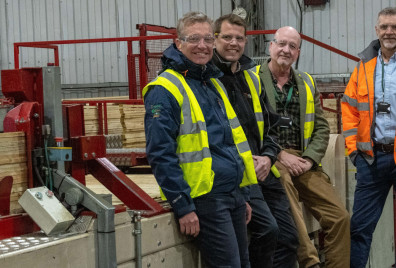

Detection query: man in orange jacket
(342, 7), (396, 268)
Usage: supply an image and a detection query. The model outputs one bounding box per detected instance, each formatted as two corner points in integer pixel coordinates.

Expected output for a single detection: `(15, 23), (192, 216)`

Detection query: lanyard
(381, 57), (386, 102)
(274, 85), (294, 110)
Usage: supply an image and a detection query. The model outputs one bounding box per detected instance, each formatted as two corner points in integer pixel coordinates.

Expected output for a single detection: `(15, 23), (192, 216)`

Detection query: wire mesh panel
(134, 25), (175, 98)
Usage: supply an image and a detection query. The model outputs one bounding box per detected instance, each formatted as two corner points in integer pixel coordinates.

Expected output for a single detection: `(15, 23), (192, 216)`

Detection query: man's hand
(245, 202), (252, 224)
(252, 155), (272, 181)
(277, 150), (308, 176)
(301, 157), (313, 173)
(179, 211), (200, 237)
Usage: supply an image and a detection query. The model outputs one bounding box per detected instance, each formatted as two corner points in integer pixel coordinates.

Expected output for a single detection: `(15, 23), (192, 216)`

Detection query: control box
(19, 186), (75, 235)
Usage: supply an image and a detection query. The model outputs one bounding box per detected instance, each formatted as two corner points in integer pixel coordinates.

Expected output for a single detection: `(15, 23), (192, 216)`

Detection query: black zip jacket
(212, 50), (281, 164)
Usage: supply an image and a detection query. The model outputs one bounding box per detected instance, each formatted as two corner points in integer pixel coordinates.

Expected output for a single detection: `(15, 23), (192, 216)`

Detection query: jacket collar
(212, 49), (256, 75)
(358, 39), (381, 63)
(160, 43), (222, 80)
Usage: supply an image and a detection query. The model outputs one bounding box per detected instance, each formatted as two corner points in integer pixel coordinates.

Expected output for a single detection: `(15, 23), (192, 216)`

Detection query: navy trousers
(249, 175), (299, 268)
(194, 188), (250, 268)
(351, 151), (396, 268)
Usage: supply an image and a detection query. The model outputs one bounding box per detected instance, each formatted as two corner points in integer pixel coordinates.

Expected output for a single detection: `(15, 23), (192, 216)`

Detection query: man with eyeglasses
(143, 11), (257, 267)
(212, 14), (299, 268)
(342, 7), (396, 268)
(259, 26), (350, 268)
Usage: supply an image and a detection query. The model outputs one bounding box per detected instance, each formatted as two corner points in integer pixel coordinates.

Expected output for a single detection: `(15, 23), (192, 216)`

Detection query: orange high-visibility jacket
(342, 39), (396, 165)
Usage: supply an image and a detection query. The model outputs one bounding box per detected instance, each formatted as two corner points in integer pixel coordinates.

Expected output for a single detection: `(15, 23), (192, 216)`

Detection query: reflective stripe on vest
(244, 69), (264, 147)
(210, 78), (258, 187)
(143, 69), (257, 198)
(245, 67), (281, 178)
(298, 71), (316, 150)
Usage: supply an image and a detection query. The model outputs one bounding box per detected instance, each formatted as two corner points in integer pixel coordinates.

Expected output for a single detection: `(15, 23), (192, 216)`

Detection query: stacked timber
(120, 104), (146, 148)
(0, 132), (27, 214)
(84, 105), (100, 135)
(84, 104), (124, 136)
(322, 99), (339, 134)
(75, 97), (146, 148)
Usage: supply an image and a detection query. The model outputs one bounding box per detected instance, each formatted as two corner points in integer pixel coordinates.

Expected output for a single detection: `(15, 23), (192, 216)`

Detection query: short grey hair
(176, 12), (213, 38)
(377, 7), (396, 25)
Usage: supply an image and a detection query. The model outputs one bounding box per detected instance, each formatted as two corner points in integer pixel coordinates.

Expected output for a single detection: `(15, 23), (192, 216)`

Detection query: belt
(373, 142), (394, 153)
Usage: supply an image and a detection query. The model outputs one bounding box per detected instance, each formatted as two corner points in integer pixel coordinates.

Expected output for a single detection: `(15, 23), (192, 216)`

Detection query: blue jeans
(194, 189), (250, 268)
(351, 151), (396, 268)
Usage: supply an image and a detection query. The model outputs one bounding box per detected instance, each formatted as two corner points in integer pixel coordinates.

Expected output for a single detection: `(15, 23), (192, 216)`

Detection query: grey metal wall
(245, 0), (396, 75)
(3, 0), (394, 87)
(0, 0), (232, 87)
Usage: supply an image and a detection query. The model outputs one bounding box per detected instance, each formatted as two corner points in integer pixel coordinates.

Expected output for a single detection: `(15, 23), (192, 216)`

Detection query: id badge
(279, 116), (293, 128)
(377, 102), (391, 114)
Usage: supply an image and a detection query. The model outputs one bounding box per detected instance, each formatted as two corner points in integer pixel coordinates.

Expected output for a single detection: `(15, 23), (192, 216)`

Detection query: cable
(44, 138), (54, 191)
(296, 0), (303, 69)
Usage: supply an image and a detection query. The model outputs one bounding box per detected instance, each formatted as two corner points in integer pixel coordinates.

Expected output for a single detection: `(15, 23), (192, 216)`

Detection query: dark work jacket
(212, 50), (281, 163)
(212, 50), (282, 199)
(144, 44), (248, 218)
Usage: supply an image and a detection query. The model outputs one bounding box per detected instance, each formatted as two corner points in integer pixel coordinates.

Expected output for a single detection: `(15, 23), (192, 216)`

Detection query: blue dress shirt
(374, 49), (396, 144)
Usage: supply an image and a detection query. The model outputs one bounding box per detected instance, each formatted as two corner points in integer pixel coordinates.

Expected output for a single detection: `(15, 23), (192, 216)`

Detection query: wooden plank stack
(82, 102), (146, 148)
(0, 132), (28, 214)
(120, 104), (146, 148)
(84, 104), (124, 136)
(84, 105), (100, 135)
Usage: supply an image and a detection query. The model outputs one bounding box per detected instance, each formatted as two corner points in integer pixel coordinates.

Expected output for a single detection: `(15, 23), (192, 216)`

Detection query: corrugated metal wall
(0, 0), (232, 88)
(2, 0), (395, 93)
(256, 0), (396, 75)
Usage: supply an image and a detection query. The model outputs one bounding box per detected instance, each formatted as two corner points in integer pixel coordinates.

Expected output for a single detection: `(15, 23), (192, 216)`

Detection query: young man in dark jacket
(143, 12), (257, 267)
(213, 14), (299, 268)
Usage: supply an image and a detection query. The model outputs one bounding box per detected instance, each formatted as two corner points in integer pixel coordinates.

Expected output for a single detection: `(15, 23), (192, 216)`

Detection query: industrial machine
(0, 66), (199, 268)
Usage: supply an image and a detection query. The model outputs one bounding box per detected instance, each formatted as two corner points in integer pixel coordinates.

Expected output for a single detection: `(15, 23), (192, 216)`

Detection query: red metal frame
(137, 24), (177, 90)
(0, 214), (40, 240)
(62, 100), (166, 216)
(12, 26), (359, 101)
(13, 34), (176, 100)
(88, 158), (166, 216)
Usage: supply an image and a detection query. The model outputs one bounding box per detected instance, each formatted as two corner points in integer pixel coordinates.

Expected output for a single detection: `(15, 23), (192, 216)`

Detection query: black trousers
(248, 175), (299, 268)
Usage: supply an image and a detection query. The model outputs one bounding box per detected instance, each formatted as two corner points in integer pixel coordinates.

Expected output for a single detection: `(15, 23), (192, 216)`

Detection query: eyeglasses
(378, 24), (396, 31)
(179, 34), (215, 44)
(215, 33), (246, 43)
(272, 39), (299, 51)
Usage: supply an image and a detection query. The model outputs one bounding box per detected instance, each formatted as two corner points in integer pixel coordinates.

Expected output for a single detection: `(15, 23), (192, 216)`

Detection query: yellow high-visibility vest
(143, 69), (257, 198)
(246, 67), (281, 178)
(296, 71), (315, 151)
